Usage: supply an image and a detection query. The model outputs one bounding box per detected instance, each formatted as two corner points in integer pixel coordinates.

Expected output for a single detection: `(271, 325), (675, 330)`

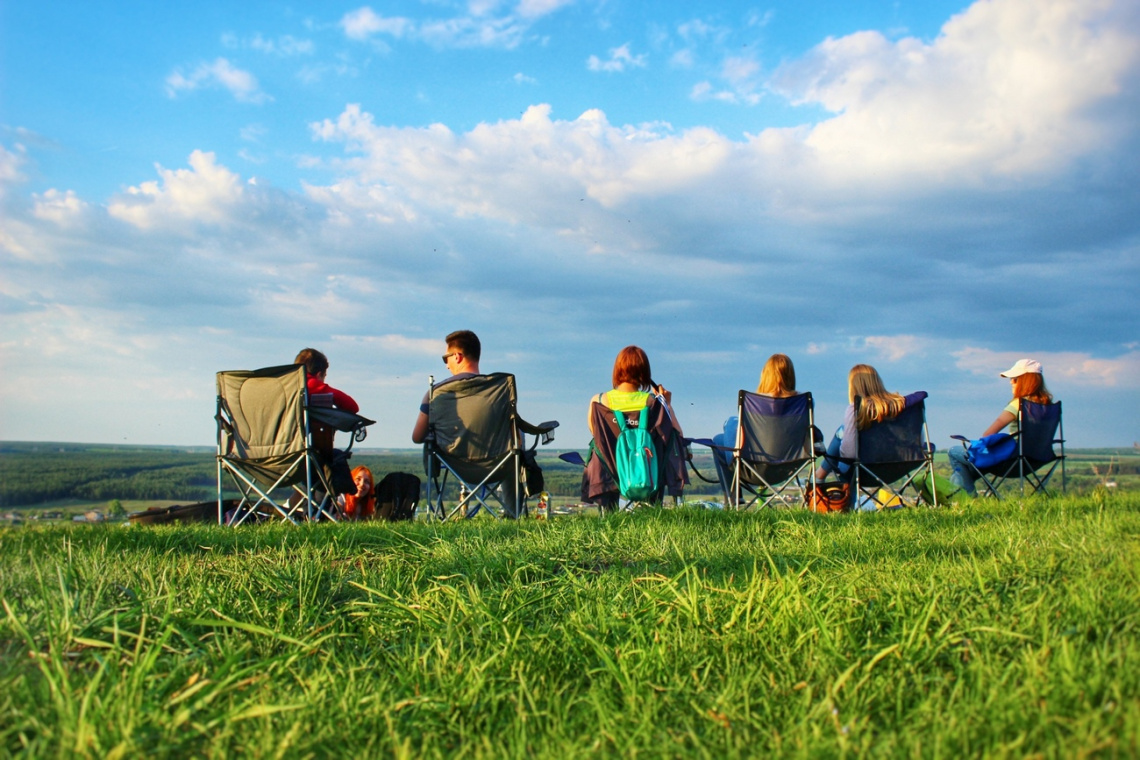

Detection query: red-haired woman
(340, 466), (375, 520)
(588, 346), (674, 435)
(949, 359), (1054, 495)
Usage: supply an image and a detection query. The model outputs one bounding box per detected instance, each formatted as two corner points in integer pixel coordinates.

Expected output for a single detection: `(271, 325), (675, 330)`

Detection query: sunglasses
(442, 352), (459, 364)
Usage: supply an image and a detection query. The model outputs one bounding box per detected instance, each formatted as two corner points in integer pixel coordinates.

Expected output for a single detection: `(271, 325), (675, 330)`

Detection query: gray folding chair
(423, 373), (558, 520)
(216, 364), (374, 525)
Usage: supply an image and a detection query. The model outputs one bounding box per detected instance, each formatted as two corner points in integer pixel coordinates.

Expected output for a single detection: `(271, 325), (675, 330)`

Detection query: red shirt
(306, 376), (359, 413)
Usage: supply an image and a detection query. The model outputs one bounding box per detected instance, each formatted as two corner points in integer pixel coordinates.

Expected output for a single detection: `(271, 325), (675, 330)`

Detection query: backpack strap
(614, 405), (627, 432)
(637, 405), (649, 430)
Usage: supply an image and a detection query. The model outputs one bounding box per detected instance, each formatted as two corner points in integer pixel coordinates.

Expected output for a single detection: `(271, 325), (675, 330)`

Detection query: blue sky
(2, 0), (1138, 450)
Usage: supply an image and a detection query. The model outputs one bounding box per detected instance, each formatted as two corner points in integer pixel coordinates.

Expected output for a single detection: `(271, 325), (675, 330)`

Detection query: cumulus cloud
(165, 58), (271, 103)
(587, 44), (648, 72)
(4, 0), (1140, 447)
(32, 189), (90, 227)
(107, 151), (247, 229)
(772, 0), (1140, 178)
(341, 7), (413, 40)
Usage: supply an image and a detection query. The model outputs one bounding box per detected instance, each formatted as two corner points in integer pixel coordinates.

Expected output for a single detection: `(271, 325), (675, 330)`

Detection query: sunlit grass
(2, 492), (1138, 757)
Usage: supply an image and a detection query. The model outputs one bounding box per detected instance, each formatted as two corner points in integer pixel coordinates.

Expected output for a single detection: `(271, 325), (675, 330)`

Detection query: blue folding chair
(951, 400), (1065, 498)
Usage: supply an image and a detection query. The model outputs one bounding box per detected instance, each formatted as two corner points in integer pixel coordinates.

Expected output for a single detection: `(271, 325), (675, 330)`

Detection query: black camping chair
(423, 373), (558, 520)
(690, 391), (821, 510)
(215, 364), (374, 525)
(951, 399), (1065, 499)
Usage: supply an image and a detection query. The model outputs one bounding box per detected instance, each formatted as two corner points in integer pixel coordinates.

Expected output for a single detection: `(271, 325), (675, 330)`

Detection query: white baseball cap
(1000, 358), (1042, 378)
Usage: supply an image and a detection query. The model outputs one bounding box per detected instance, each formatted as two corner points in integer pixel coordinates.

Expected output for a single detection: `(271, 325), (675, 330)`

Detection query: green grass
(2, 492), (1138, 758)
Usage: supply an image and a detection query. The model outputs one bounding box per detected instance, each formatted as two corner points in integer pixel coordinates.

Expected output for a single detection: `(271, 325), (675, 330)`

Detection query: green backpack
(613, 406), (657, 502)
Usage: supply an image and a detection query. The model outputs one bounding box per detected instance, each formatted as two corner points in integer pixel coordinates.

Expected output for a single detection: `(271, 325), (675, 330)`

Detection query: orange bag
(805, 483), (851, 514)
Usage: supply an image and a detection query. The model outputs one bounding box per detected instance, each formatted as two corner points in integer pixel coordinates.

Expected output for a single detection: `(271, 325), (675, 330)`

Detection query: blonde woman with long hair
(814, 364), (927, 481)
(712, 354), (800, 486)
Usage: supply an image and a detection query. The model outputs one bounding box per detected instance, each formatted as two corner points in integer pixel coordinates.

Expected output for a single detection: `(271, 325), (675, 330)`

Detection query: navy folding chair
(691, 391), (819, 509)
(951, 400), (1065, 499)
(845, 396), (936, 509)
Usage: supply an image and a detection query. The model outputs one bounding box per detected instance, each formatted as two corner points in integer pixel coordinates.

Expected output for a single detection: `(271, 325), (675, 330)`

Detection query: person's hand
(656, 384), (672, 405)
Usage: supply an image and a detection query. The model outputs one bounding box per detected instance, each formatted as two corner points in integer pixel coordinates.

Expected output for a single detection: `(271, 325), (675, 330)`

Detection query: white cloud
(107, 150), (246, 229)
(862, 335), (927, 362)
(0, 143), (27, 199)
(515, 0), (575, 20)
(587, 44), (647, 73)
(773, 0), (1140, 178)
(249, 33), (314, 56)
(311, 103), (731, 214)
(341, 7), (413, 40)
(32, 189), (90, 226)
(671, 49), (694, 68)
(954, 348), (1140, 388)
(513, 72), (538, 85)
(165, 58), (271, 104)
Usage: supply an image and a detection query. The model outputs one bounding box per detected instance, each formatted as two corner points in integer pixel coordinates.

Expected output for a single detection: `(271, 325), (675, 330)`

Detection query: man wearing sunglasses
(411, 330), (482, 443)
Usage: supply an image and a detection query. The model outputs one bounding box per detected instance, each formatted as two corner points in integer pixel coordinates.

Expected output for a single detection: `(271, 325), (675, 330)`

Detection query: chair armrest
(559, 451), (586, 467)
(519, 418), (559, 444)
(308, 406), (376, 433)
(686, 437), (736, 453)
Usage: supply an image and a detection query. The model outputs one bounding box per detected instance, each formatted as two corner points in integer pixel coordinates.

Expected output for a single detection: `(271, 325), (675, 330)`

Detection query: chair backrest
(738, 391), (814, 464)
(584, 397), (687, 501)
(217, 364), (307, 462)
(428, 373), (517, 479)
(855, 397), (927, 465)
(1018, 400), (1061, 462)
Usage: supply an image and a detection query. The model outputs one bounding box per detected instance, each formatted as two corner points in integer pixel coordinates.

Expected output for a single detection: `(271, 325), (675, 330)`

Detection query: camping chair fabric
(848, 396), (936, 508)
(580, 397), (688, 509)
(724, 391), (818, 509)
(216, 364), (374, 524)
(953, 400), (1065, 498)
(424, 373), (557, 520)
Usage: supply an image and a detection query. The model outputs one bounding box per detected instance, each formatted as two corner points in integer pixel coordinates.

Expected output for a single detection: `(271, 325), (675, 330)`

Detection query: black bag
(375, 472), (421, 521)
(522, 449), (544, 496)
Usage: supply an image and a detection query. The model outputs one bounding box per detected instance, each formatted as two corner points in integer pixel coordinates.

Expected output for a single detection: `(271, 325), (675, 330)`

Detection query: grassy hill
(1, 492), (1137, 757)
(2, 441), (1137, 509)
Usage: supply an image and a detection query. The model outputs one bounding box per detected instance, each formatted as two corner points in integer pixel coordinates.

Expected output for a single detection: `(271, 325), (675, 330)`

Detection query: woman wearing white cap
(948, 359), (1053, 495)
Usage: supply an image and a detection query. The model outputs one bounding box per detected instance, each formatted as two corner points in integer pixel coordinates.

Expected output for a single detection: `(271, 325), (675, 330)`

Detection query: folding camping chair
(951, 399), (1065, 498)
(824, 395), (936, 509)
(423, 373), (558, 520)
(216, 364), (374, 525)
(560, 397), (688, 513)
(691, 391), (820, 510)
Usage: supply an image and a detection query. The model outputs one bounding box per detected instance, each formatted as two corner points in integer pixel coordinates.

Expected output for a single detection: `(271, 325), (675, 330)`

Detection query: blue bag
(967, 433), (1016, 469)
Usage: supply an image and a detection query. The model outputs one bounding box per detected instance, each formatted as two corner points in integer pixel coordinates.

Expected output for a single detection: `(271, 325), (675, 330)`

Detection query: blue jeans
(948, 445), (978, 495)
(818, 425), (852, 481)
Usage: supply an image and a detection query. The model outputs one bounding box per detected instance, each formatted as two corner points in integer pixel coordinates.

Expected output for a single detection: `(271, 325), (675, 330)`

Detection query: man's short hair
(294, 348), (329, 376)
(445, 330), (481, 362)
